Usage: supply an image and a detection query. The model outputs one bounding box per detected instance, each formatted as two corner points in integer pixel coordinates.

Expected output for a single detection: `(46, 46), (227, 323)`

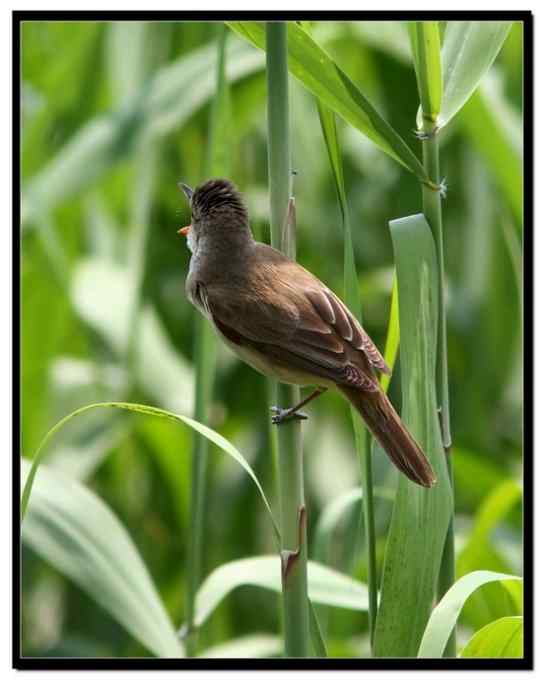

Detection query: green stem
(266, 22), (310, 658)
(421, 121), (456, 658)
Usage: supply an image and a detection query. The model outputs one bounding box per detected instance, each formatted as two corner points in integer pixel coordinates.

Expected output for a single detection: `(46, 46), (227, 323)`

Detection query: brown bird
(178, 178), (436, 488)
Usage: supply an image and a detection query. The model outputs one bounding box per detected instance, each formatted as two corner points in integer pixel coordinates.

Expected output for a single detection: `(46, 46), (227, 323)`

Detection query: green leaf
(20, 459), (184, 658)
(409, 21), (442, 122)
(435, 21), (512, 128)
(193, 556), (369, 628)
(460, 616), (523, 658)
(374, 214), (453, 657)
(228, 21), (430, 184)
(20, 402), (280, 543)
(418, 570), (522, 657)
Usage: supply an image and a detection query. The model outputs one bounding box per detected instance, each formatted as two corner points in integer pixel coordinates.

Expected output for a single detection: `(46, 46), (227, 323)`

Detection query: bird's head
(178, 178), (250, 253)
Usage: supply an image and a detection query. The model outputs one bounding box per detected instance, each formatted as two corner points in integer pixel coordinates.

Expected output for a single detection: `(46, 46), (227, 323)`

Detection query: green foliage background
(21, 20), (523, 658)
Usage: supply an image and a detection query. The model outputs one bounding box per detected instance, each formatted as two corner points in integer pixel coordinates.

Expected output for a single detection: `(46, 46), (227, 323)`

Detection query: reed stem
(421, 120), (456, 658)
(266, 21), (310, 658)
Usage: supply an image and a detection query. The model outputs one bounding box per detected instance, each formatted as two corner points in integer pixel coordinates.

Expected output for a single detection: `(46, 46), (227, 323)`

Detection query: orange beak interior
(178, 225), (191, 237)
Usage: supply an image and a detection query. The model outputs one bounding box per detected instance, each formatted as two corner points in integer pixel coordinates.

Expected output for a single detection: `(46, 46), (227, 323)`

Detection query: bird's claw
(270, 406), (308, 425)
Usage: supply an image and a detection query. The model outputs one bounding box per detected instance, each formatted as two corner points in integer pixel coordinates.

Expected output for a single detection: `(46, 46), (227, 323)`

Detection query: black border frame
(13, 9), (534, 671)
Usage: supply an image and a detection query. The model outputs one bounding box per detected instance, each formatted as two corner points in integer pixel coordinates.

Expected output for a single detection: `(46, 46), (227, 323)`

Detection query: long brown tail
(338, 385), (436, 488)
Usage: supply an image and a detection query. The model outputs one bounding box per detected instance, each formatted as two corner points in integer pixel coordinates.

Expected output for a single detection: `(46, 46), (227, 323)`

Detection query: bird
(178, 178), (436, 488)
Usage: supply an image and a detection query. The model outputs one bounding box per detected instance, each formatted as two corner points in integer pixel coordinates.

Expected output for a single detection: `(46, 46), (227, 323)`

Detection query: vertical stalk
(421, 121), (456, 657)
(266, 22), (310, 657)
(184, 24), (228, 656)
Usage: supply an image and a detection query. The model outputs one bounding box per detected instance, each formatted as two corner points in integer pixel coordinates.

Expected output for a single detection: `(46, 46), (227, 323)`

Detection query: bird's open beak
(178, 225), (191, 237)
(178, 182), (193, 201)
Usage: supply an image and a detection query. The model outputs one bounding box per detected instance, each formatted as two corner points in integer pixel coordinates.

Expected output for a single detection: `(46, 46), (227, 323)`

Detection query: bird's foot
(270, 405), (308, 425)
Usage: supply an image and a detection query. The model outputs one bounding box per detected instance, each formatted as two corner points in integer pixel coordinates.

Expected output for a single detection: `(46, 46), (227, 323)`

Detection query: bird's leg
(271, 387), (326, 425)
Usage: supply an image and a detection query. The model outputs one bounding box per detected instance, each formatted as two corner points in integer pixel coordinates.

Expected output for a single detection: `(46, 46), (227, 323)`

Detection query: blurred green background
(21, 20), (523, 657)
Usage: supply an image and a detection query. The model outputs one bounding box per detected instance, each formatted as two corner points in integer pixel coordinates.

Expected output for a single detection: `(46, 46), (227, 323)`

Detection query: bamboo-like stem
(266, 22), (310, 658)
(421, 119), (456, 658)
(184, 25), (227, 656)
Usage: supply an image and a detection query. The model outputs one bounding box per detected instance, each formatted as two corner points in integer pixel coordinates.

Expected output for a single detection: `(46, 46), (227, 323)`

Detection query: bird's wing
(200, 249), (389, 390)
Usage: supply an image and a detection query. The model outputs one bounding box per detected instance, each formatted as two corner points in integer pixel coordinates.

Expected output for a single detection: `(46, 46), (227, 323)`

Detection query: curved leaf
(460, 616), (523, 658)
(417, 570), (522, 658)
(194, 556), (369, 628)
(21, 459), (183, 658)
(21, 402), (280, 542)
(228, 21), (431, 184)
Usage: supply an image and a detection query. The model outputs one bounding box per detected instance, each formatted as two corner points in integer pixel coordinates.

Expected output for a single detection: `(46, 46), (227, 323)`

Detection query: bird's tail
(338, 385), (436, 488)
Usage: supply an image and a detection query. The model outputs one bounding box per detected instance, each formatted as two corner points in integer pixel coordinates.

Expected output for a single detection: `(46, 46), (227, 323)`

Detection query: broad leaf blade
(418, 570), (522, 658)
(21, 459), (184, 658)
(228, 21), (430, 183)
(437, 21), (512, 128)
(374, 214), (453, 657)
(460, 616), (523, 658)
(194, 556), (369, 627)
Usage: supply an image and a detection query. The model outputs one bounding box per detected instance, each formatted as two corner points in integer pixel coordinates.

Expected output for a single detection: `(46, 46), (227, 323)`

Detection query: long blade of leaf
(436, 21), (512, 128)
(228, 21), (431, 184)
(21, 459), (184, 658)
(418, 570), (522, 658)
(20, 402), (280, 543)
(193, 556), (369, 628)
(374, 214), (453, 657)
